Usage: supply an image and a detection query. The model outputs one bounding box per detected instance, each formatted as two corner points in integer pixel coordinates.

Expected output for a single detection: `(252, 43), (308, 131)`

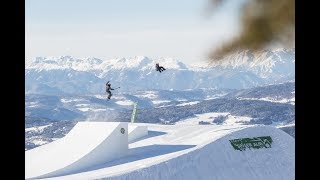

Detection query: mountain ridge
(25, 49), (295, 94)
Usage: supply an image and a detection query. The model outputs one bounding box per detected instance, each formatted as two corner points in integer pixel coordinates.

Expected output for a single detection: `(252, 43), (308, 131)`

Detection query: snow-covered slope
(225, 81), (295, 105)
(34, 123), (294, 180)
(25, 49), (294, 94)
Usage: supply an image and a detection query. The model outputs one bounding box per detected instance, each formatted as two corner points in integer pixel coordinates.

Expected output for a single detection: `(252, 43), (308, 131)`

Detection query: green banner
(131, 102), (138, 123)
(229, 136), (273, 151)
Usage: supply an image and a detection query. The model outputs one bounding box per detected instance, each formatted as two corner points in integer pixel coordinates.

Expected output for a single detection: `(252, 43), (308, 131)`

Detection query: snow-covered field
(135, 91), (158, 99)
(25, 124), (52, 133)
(61, 98), (84, 103)
(26, 123), (294, 180)
(152, 100), (171, 105)
(115, 100), (134, 106)
(176, 101), (200, 106)
(237, 97), (295, 105)
(176, 112), (252, 125)
(30, 139), (49, 146)
(275, 122), (295, 128)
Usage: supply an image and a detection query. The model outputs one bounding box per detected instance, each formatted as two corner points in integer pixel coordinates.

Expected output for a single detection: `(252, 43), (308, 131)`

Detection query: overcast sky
(26, 0), (245, 64)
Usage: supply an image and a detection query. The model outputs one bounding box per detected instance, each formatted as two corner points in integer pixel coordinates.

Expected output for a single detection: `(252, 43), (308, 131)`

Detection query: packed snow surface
(28, 123), (294, 180)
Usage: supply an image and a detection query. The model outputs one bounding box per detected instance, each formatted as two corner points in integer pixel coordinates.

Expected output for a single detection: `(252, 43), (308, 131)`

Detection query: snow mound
(106, 125), (294, 180)
(38, 124), (294, 180)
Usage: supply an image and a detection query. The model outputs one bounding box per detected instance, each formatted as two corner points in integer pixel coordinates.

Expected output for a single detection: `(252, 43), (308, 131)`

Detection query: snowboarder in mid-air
(155, 63), (166, 73)
(106, 81), (119, 100)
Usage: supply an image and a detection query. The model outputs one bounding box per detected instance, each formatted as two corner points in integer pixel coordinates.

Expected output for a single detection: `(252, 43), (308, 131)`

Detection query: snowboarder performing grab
(155, 63), (166, 73)
(106, 81), (119, 100)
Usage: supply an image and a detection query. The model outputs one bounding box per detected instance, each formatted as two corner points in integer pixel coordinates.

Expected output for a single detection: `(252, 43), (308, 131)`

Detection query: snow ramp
(106, 125), (295, 180)
(128, 123), (148, 143)
(25, 122), (128, 179)
(28, 124), (294, 180)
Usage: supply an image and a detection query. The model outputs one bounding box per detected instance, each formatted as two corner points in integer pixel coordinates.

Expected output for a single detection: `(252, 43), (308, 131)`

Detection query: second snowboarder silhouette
(155, 63), (166, 73)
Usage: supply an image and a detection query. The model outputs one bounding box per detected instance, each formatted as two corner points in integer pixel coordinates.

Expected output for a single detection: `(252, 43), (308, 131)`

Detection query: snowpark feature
(26, 122), (294, 180)
(25, 122), (129, 179)
(128, 124), (148, 143)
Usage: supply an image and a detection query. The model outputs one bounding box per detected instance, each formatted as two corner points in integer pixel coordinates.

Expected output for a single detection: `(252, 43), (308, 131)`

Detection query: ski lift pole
(131, 102), (138, 123)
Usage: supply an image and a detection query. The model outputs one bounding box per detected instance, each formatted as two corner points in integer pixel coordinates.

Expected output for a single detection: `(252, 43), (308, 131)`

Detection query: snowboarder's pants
(157, 67), (165, 72)
(107, 90), (112, 99)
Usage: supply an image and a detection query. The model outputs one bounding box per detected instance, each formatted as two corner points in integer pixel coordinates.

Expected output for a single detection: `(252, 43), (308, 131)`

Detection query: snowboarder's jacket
(106, 84), (114, 91)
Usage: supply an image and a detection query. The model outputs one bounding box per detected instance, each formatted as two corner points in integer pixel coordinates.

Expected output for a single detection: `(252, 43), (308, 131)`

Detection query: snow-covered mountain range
(25, 48), (294, 94)
(25, 82), (295, 150)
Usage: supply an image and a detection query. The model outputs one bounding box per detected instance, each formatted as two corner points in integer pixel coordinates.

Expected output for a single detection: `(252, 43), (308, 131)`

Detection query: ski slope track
(26, 123), (294, 180)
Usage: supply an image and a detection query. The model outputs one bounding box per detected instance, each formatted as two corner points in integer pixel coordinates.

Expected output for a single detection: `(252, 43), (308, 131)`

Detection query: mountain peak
(25, 49), (294, 93)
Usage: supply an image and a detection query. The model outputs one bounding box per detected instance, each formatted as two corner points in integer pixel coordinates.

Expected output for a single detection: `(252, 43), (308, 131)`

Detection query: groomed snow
(37, 123), (294, 180)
